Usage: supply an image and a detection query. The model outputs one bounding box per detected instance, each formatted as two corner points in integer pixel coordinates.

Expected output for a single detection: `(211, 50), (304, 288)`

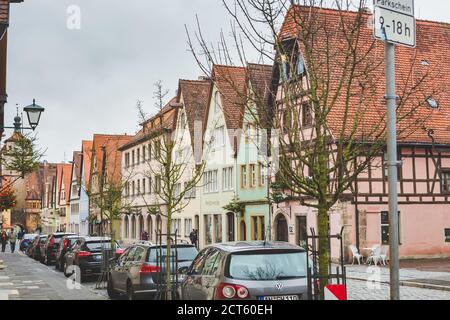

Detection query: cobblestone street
(0, 252), (108, 300)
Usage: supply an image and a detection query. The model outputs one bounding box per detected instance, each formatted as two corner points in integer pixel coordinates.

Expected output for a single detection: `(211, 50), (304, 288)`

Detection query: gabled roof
(211, 65), (247, 130)
(57, 163), (72, 204)
(247, 63), (273, 128)
(177, 79), (212, 149)
(25, 171), (41, 201)
(72, 151), (82, 184)
(81, 140), (93, 184)
(278, 5), (450, 145)
(119, 98), (178, 151)
(91, 134), (133, 185)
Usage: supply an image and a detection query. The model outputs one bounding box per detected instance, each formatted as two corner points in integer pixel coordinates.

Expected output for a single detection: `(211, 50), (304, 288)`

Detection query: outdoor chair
(366, 245), (382, 265)
(349, 245), (364, 265)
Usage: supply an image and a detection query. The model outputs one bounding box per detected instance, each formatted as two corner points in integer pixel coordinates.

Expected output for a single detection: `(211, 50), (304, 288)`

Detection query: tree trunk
(165, 209), (172, 300)
(317, 204), (329, 300)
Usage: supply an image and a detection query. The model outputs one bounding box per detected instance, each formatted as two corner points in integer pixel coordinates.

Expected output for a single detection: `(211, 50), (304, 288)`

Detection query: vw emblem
(275, 282), (284, 291)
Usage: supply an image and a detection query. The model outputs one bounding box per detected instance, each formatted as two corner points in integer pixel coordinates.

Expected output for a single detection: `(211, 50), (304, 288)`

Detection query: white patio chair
(349, 245), (364, 265)
(366, 245), (382, 265)
(379, 245), (389, 265)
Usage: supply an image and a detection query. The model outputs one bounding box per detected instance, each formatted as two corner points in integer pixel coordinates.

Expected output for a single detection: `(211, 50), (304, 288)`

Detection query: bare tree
(136, 85), (208, 300)
(187, 0), (443, 297)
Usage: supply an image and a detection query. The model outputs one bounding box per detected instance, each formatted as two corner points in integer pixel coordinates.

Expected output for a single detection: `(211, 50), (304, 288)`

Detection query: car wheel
(127, 281), (136, 300)
(107, 276), (120, 299)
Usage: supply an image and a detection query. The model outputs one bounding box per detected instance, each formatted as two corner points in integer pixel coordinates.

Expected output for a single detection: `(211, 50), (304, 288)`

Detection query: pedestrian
(8, 229), (17, 253)
(141, 230), (149, 241)
(1, 230), (8, 252)
(189, 229), (198, 247)
(18, 229), (24, 241)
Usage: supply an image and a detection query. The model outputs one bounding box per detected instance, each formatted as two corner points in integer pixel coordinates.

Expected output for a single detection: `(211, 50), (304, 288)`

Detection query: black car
(41, 233), (76, 265)
(55, 235), (81, 271)
(107, 243), (198, 300)
(64, 236), (122, 282)
(28, 235), (48, 261)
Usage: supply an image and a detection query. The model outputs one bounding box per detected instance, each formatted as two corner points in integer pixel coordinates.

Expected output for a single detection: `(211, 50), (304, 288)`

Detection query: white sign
(374, 0), (414, 16)
(374, 6), (416, 48)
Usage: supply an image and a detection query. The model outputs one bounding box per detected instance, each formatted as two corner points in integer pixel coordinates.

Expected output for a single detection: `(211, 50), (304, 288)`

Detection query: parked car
(179, 241), (309, 300)
(20, 234), (38, 252)
(41, 233), (76, 265)
(63, 236), (123, 282)
(55, 235), (82, 271)
(28, 235), (48, 261)
(107, 243), (198, 300)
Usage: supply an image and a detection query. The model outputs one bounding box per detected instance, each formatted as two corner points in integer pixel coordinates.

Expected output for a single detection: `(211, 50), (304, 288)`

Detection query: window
(202, 249), (221, 276)
(204, 215), (213, 245)
(302, 103), (312, 127)
(214, 214), (222, 243)
(174, 183), (182, 198)
(381, 211), (401, 245)
(222, 167), (234, 191)
(125, 182), (130, 197)
(154, 140), (161, 158)
(171, 219), (182, 236)
(214, 91), (221, 113)
(184, 219), (193, 237)
(259, 163), (266, 186)
(241, 165), (248, 189)
(148, 177), (152, 194)
(442, 170), (450, 193)
(137, 180), (141, 195)
(213, 126), (225, 149)
(184, 182), (196, 199)
(445, 229), (450, 243)
(132, 150), (135, 166)
(148, 143), (152, 160)
(132, 181), (135, 196)
(250, 164), (256, 187)
(71, 183), (79, 198)
(142, 146), (146, 162)
(125, 153), (130, 168)
(155, 175), (161, 194)
(203, 170), (218, 193)
(142, 178), (146, 194)
(251, 216), (265, 240)
(282, 109), (292, 133)
(71, 203), (80, 214)
(137, 148), (140, 164)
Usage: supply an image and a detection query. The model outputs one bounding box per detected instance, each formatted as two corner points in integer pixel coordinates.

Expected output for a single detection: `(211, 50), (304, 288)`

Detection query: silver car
(179, 241), (309, 300)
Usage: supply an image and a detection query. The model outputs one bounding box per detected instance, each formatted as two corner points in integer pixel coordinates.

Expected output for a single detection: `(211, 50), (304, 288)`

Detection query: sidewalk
(344, 263), (450, 292)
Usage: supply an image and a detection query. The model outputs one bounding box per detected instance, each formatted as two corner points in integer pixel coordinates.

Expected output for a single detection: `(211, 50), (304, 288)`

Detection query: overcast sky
(4, 0), (449, 163)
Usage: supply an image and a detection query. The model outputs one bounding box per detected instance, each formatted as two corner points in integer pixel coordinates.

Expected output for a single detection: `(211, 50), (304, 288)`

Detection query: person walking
(141, 230), (149, 241)
(1, 231), (8, 252)
(8, 229), (17, 253)
(189, 229), (198, 247)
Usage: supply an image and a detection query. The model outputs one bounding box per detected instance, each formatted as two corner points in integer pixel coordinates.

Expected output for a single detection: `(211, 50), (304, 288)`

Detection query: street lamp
(0, 99), (45, 132)
(23, 99), (45, 131)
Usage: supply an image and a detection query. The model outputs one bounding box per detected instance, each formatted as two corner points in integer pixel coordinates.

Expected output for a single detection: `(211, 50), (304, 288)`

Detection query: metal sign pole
(385, 41), (400, 301)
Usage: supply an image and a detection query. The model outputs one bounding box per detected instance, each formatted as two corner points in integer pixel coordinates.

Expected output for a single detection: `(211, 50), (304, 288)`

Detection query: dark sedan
(28, 235), (48, 261)
(64, 236), (122, 282)
(107, 243), (198, 300)
(55, 235), (81, 271)
(41, 233), (76, 265)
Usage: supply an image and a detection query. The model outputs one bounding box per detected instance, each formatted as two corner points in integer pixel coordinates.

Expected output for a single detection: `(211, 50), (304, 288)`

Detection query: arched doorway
(275, 214), (289, 242)
(226, 212), (235, 242)
(239, 220), (246, 241)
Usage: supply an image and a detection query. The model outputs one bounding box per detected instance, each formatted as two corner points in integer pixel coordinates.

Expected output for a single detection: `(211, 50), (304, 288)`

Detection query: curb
(348, 276), (450, 292)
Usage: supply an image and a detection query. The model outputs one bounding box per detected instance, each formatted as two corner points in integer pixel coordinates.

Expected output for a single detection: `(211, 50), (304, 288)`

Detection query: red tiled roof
(56, 163), (72, 204)
(247, 63), (273, 127)
(212, 65), (247, 130)
(177, 79), (212, 149)
(279, 6), (450, 145)
(0, 0), (9, 26)
(81, 140), (93, 187)
(91, 134), (133, 185)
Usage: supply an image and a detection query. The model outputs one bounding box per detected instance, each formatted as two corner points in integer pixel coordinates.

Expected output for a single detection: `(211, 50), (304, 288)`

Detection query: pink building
(271, 6), (450, 260)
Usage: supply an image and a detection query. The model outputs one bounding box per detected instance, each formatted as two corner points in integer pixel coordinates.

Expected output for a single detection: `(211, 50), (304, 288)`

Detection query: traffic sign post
(373, 0), (416, 301)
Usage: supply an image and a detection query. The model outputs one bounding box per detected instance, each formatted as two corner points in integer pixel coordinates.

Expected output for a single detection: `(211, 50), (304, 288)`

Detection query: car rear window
(85, 241), (119, 251)
(227, 250), (308, 281)
(147, 246), (198, 262)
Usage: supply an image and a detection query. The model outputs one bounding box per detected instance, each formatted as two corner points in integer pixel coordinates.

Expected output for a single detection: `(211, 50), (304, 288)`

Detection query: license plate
(93, 255), (102, 261)
(258, 295), (300, 301)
